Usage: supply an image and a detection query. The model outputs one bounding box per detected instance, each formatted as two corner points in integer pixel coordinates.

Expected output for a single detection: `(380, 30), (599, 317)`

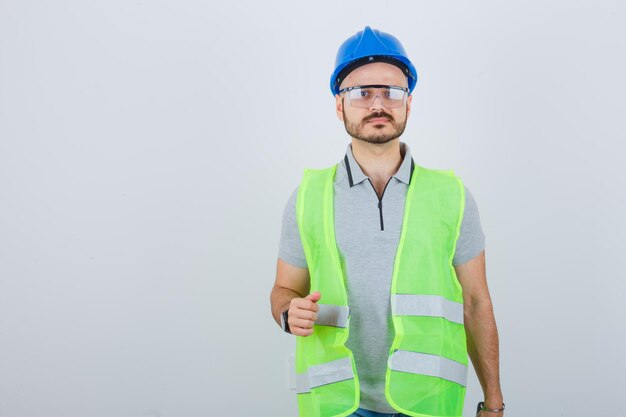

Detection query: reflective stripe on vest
(316, 304), (350, 328)
(388, 350), (468, 387)
(392, 294), (464, 325)
(296, 357), (355, 394)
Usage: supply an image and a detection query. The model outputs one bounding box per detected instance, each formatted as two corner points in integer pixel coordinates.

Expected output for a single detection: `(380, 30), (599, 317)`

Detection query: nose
(368, 94), (386, 111)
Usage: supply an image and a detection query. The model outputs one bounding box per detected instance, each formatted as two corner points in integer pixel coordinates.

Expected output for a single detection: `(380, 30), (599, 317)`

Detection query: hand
(287, 292), (321, 336)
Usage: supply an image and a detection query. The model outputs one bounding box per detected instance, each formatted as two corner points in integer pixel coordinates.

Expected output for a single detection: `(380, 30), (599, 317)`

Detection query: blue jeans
(348, 409), (409, 417)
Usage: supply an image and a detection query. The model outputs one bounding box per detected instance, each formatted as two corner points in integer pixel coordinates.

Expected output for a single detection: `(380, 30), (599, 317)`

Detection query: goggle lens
(340, 85), (409, 108)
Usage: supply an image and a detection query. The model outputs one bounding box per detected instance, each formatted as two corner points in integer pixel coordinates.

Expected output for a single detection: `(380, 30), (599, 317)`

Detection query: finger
(290, 316), (315, 329)
(305, 291), (321, 303)
(292, 309), (317, 321)
(291, 298), (320, 313)
(291, 326), (314, 337)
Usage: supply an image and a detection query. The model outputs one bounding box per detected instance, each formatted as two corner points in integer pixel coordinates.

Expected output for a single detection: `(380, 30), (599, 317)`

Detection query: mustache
(362, 111), (395, 123)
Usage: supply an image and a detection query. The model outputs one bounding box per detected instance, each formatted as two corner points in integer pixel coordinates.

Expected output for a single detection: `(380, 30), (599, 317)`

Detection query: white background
(1, 1), (625, 416)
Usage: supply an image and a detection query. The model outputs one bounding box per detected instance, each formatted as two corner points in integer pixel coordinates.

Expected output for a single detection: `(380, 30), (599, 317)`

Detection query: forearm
(270, 286), (303, 325)
(464, 300), (503, 408)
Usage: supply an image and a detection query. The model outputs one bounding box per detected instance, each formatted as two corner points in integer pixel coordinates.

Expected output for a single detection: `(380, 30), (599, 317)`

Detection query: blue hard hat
(330, 26), (418, 96)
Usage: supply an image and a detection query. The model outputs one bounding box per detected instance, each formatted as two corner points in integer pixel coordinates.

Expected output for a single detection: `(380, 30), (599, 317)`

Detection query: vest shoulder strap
(301, 165), (338, 184)
(296, 164), (338, 258)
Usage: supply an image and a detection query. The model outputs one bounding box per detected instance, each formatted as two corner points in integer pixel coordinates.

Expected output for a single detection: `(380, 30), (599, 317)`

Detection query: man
(270, 26), (504, 417)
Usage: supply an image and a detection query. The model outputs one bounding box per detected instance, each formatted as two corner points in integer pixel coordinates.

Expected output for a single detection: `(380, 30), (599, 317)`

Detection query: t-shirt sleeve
(278, 186), (308, 269)
(452, 185), (486, 266)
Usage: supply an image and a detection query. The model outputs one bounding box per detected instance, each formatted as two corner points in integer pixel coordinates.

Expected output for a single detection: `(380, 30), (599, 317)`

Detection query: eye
(359, 89), (372, 97)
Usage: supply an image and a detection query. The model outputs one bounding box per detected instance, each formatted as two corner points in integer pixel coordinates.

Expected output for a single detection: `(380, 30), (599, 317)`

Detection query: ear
(335, 94), (344, 121)
(406, 93), (413, 119)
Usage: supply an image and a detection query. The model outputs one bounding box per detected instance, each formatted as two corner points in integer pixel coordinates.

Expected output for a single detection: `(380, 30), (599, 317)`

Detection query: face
(335, 62), (412, 145)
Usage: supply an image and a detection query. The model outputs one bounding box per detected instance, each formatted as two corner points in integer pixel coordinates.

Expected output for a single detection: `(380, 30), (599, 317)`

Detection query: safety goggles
(338, 84), (409, 108)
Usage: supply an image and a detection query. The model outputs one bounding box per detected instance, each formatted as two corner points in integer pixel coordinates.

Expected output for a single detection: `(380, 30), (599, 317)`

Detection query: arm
(270, 258), (320, 336)
(455, 250), (504, 416)
(270, 258), (310, 324)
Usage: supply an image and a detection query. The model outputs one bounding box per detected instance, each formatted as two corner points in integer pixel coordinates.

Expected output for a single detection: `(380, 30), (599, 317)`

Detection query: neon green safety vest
(295, 163), (468, 417)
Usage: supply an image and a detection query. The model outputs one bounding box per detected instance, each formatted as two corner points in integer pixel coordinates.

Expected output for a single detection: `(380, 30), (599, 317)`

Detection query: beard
(343, 108), (407, 144)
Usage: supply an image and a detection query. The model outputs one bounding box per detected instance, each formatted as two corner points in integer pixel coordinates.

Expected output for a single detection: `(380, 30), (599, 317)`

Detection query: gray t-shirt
(278, 142), (485, 413)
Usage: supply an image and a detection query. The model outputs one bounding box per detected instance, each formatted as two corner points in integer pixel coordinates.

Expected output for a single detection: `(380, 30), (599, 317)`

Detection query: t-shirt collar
(343, 141), (415, 187)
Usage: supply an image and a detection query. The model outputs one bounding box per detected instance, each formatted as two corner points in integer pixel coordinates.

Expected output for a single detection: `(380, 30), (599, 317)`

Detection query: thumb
(305, 291), (321, 303)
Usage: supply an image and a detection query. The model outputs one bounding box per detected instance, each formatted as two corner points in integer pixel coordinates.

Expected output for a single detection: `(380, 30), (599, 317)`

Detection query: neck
(350, 138), (404, 184)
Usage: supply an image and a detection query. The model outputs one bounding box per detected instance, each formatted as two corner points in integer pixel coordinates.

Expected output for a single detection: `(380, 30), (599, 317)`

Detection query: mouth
(366, 117), (390, 124)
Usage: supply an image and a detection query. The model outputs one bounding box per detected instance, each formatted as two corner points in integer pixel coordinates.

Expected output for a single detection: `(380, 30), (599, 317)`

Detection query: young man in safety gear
(270, 26), (504, 417)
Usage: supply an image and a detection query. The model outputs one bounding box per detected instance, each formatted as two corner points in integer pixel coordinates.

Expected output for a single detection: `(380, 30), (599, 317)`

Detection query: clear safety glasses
(338, 84), (409, 108)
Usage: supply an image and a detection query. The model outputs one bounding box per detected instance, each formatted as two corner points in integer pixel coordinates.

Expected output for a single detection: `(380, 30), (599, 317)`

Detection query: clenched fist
(288, 292), (321, 336)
